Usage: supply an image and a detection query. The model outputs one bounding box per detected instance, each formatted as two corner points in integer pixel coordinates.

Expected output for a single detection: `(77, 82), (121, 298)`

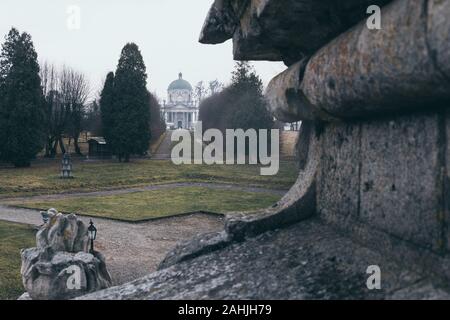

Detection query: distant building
(88, 137), (111, 159)
(162, 73), (198, 130)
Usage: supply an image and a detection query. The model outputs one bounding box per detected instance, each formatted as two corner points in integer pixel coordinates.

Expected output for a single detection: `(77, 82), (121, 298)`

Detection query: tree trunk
(58, 137), (66, 154)
(45, 138), (54, 158)
(50, 139), (58, 157)
(73, 134), (83, 156)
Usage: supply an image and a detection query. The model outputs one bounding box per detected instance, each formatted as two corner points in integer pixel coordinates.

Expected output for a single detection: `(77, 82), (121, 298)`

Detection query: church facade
(162, 73), (198, 130)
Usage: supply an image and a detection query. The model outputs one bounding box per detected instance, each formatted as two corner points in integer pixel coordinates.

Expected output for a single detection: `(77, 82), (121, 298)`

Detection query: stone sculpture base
(21, 247), (112, 300)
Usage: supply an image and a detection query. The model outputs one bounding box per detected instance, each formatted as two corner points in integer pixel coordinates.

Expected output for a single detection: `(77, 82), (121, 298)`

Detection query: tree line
(0, 27), (164, 167)
(199, 61), (274, 136)
(0, 28), (269, 168)
(194, 79), (224, 105)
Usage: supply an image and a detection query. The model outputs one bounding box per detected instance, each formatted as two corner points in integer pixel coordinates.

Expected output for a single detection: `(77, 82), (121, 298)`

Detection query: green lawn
(0, 160), (297, 199)
(0, 221), (36, 300)
(17, 187), (282, 221)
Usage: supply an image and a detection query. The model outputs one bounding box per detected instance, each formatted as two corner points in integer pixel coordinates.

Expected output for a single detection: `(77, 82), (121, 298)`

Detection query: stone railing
(191, 0), (450, 280)
(75, 0), (450, 300)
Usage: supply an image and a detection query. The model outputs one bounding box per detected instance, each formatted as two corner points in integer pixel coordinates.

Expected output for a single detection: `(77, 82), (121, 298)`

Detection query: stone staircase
(152, 131), (173, 160)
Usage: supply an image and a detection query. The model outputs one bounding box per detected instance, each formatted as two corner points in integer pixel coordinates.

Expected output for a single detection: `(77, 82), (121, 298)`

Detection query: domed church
(162, 73), (199, 130)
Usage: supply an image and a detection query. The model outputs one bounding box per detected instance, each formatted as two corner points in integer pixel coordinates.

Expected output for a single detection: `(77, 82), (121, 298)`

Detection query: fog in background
(0, 0), (286, 100)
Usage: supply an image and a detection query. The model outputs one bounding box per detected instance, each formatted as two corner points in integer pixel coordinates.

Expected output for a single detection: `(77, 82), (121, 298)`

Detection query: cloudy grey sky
(0, 0), (286, 100)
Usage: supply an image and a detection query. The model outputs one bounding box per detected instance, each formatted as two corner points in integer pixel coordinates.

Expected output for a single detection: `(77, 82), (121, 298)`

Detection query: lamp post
(60, 153), (73, 179)
(87, 220), (97, 254)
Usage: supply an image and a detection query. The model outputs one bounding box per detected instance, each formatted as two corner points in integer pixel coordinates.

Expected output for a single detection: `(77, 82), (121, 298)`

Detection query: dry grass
(0, 221), (36, 300)
(17, 187), (282, 221)
(0, 160), (297, 198)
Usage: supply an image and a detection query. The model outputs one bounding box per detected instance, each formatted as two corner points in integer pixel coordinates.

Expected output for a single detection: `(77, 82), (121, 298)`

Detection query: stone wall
(316, 111), (450, 276)
(446, 109), (450, 249)
(199, 0), (450, 280)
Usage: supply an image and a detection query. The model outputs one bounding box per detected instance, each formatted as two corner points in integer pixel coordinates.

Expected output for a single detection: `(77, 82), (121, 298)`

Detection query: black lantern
(87, 220), (97, 254)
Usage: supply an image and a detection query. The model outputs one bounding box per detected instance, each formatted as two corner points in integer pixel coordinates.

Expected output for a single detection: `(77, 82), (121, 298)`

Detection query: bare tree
(40, 62), (90, 157)
(60, 66), (90, 156)
(40, 61), (69, 157)
(194, 81), (208, 105)
(83, 99), (102, 138)
(208, 79), (224, 95)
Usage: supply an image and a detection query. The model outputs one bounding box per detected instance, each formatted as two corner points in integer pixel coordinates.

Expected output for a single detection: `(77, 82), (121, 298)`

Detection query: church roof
(168, 73), (193, 91)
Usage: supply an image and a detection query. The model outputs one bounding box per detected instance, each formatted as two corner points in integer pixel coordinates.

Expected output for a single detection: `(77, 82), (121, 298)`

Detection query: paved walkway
(0, 205), (224, 286)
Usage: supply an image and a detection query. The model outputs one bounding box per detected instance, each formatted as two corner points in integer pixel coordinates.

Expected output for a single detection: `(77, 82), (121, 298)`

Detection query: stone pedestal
(20, 209), (112, 300)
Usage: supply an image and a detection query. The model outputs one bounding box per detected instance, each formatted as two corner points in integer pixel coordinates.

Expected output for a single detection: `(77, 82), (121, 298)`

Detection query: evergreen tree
(0, 28), (45, 167)
(200, 61), (273, 133)
(199, 61), (274, 158)
(228, 61), (273, 131)
(99, 72), (115, 143)
(107, 43), (151, 162)
(230, 61), (263, 96)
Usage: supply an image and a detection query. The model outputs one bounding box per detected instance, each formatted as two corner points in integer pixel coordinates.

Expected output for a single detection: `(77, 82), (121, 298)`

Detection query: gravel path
(0, 182), (288, 204)
(0, 205), (224, 286)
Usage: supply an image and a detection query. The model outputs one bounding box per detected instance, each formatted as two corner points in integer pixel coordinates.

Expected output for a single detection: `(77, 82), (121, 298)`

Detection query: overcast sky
(0, 0), (286, 100)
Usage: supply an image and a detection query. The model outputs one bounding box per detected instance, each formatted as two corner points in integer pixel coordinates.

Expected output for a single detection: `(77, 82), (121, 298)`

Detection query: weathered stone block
(201, 0), (392, 64)
(428, 0), (450, 80)
(199, 0), (238, 44)
(446, 109), (450, 251)
(359, 113), (442, 251)
(21, 210), (112, 300)
(301, 0), (450, 119)
(317, 122), (361, 225)
(265, 60), (317, 122)
(37, 209), (88, 253)
(21, 247), (112, 300)
(158, 231), (231, 270)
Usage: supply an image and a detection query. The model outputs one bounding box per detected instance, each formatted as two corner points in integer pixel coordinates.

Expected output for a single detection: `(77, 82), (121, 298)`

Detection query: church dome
(168, 73), (193, 91)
